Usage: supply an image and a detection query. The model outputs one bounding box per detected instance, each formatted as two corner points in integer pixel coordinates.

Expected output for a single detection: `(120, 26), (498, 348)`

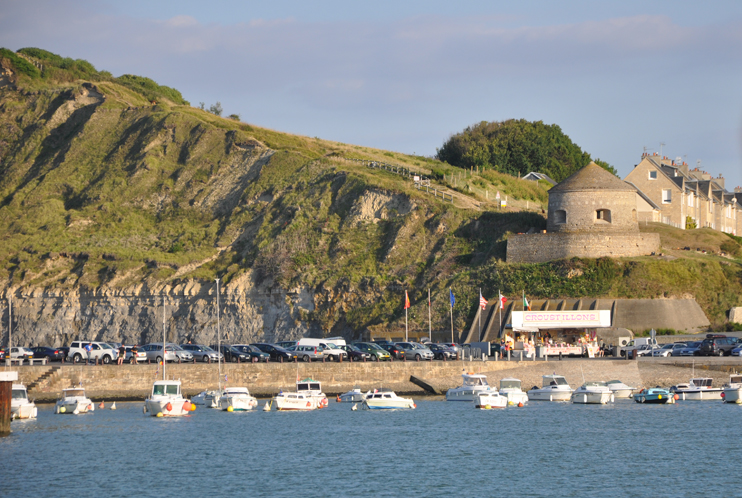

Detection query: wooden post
(0, 371), (18, 436)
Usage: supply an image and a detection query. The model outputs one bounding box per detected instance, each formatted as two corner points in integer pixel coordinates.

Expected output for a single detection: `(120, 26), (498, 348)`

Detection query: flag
(428, 289), (431, 307)
(449, 288), (455, 307)
(499, 290), (507, 310)
(479, 291), (488, 310)
(404, 290), (411, 310)
(523, 292), (531, 311)
(224, 374), (228, 382)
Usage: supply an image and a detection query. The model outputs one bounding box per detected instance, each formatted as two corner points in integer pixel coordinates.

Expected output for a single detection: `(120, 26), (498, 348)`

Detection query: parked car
(442, 343), (462, 358)
(140, 343), (180, 363)
(338, 344), (372, 362)
(428, 343), (456, 360)
(634, 344), (656, 357)
(730, 343), (742, 356)
(124, 346), (147, 363)
(251, 343), (297, 362)
(9, 347), (34, 361)
(211, 344), (252, 363)
(167, 343), (194, 363)
(319, 342), (348, 361)
(180, 344), (223, 363)
(352, 342), (392, 361)
(699, 335), (738, 356)
(286, 344), (325, 362)
(68, 341), (119, 364)
(652, 343), (686, 357)
(377, 343), (405, 360)
(58, 347), (69, 360)
(395, 342), (434, 361)
(29, 346), (65, 362)
(674, 341), (701, 356)
(231, 344), (270, 363)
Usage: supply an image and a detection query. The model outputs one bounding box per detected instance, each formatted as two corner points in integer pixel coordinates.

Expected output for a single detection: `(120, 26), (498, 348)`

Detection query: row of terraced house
(625, 152), (742, 235)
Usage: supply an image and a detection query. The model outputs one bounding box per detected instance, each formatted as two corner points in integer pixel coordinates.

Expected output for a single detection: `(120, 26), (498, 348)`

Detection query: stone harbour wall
(506, 232), (660, 263)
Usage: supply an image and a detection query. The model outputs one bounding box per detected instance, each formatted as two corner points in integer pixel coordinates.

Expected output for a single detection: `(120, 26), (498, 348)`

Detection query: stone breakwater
(14, 358), (742, 402)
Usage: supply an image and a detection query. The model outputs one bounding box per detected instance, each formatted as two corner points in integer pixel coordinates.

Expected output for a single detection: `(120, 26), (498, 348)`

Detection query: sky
(2, 0), (742, 187)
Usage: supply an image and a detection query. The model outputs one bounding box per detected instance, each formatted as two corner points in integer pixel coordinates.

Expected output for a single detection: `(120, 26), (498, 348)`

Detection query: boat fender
(321, 398), (328, 407)
(721, 392), (726, 398)
(88, 404), (93, 411)
(412, 403), (417, 409)
(306, 401), (311, 407)
(673, 394), (679, 401)
(165, 402), (173, 412)
(182, 401), (192, 412)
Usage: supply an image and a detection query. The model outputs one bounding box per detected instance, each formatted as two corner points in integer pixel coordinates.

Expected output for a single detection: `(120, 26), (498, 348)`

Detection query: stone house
(625, 153), (742, 235)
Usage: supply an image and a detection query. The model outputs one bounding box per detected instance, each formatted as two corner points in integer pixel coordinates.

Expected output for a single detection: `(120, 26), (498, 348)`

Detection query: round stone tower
(546, 162), (639, 233)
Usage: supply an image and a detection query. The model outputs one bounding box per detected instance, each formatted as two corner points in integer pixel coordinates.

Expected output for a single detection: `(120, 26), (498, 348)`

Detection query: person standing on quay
(117, 345), (126, 365)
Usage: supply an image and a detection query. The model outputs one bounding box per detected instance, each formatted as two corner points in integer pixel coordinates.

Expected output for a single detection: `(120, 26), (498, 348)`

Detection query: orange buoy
(412, 403), (417, 409)
(98, 401), (105, 409)
(673, 394), (679, 400)
(165, 402), (173, 411)
(517, 402), (524, 407)
(182, 401), (192, 412)
(306, 401), (311, 407)
(336, 396), (341, 402)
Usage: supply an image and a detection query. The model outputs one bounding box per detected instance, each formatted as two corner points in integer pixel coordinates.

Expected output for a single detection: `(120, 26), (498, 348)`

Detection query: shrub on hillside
(720, 239), (741, 258)
(0, 48), (40, 78)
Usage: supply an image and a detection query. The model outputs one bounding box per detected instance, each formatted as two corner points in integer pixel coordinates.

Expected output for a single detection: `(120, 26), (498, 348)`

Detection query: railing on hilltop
(345, 158), (454, 204)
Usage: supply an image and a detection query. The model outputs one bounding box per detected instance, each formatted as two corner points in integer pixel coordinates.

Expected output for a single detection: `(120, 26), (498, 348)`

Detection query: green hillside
(0, 48), (740, 336)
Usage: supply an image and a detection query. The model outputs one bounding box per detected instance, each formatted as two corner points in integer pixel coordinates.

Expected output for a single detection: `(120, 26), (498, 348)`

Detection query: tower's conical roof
(550, 162), (631, 192)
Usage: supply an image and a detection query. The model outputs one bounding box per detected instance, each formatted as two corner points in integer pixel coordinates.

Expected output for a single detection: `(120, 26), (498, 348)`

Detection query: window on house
(632, 209), (637, 222)
(662, 190), (672, 203)
(554, 210), (566, 224)
(709, 202), (713, 213)
(648, 170), (658, 180)
(596, 209), (612, 223)
(688, 194), (694, 207)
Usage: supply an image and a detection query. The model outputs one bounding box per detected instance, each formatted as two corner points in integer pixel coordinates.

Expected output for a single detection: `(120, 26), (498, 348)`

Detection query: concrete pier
(0, 371), (18, 436)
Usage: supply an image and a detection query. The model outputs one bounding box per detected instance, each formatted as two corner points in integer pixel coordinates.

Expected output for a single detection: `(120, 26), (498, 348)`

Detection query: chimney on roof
(716, 175), (725, 189)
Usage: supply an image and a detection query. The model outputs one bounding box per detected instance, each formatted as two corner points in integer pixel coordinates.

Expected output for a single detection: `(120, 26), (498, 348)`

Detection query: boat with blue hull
(634, 387), (676, 404)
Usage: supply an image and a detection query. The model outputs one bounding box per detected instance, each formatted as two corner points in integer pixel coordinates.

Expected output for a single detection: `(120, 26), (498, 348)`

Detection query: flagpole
(405, 305), (408, 343)
(498, 289), (502, 338)
(449, 290), (454, 344)
(428, 288), (431, 341)
(478, 288), (481, 341)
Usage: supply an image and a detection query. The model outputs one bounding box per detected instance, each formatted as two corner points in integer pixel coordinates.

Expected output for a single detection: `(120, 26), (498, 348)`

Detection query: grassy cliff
(0, 48), (740, 338)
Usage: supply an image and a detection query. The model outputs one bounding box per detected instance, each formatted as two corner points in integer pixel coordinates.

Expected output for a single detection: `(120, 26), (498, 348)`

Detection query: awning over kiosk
(511, 310), (611, 330)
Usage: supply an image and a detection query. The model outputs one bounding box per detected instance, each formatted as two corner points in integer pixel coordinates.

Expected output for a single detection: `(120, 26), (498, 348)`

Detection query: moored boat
(337, 387), (364, 403)
(219, 387), (258, 412)
(634, 387), (676, 404)
(670, 378), (723, 401)
(606, 380), (636, 398)
(55, 387), (94, 414)
(144, 380), (194, 417)
(11, 384), (37, 420)
(722, 374), (742, 404)
(273, 391), (320, 411)
(527, 375), (573, 402)
(296, 378), (329, 408)
(499, 377), (528, 405)
(361, 389), (415, 410)
(571, 382), (614, 404)
(474, 391), (507, 409)
(446, 372), (495, 401)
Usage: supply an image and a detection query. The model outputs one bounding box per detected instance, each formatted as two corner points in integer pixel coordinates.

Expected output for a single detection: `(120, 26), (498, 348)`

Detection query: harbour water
(3, 399), (742, 497)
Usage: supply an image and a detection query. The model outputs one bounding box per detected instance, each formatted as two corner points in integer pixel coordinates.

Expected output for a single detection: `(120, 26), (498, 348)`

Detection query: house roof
(550, 162), (632, 192)
(522, 172), (557, 185)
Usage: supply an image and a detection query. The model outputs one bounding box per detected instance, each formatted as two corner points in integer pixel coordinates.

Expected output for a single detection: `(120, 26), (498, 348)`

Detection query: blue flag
(449, 288), (455, 307)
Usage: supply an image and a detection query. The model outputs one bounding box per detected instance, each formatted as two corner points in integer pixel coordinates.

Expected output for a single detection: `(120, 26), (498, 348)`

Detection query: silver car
(180, 344), (223, 363)
(396, 342), (434, 361)
(168, 343), (194, 363)
(287, 345), (325, 362)
(141, 343), (180, 363)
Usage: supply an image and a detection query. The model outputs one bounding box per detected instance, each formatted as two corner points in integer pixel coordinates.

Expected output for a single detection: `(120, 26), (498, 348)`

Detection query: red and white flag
(479, 291), (488, 310)
(499, 291), (507, 309)
(404, 290), (411, 310)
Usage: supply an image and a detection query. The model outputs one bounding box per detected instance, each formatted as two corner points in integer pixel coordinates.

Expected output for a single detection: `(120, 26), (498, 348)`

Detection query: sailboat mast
(7, 294), (11, 368)
(162, 295), (166, 381)
(216, 278), (221, 390)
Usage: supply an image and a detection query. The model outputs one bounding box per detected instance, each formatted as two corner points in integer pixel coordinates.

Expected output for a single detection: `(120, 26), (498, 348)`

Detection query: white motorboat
(571, 382), (614, 404)
(499, 377), (528, 405)
(55, 387), (95, 414)
(474, 391), (507, 409)
(219, 387), (258, 412)
(11, 384), (37, 420)
(446, 372), (496, 401)
(670, 378), (723, 401)
(204, 390), (226, 408)
(296, 378), (329, 409)
(144, 380), (194, 417)
(528, 375), (573, 402)
(361, 389), (416, 410)
(722, 374), (742, 404)
(337, 388), (365, 403)
(272, 391), (320, 411)
(143, 297), (195, 417)
(606, 380), (636, 398)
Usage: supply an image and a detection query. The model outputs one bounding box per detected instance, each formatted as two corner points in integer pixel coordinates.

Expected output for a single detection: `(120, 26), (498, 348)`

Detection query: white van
(297, 338), (347, 361)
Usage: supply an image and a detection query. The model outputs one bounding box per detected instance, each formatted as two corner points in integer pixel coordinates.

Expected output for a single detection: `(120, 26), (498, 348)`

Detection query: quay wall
(506, 232), (660, 263)
(15, 358), (742, 401)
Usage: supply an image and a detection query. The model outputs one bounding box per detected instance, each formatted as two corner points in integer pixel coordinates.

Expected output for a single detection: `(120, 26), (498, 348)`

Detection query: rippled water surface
(3, 398), (742, 497)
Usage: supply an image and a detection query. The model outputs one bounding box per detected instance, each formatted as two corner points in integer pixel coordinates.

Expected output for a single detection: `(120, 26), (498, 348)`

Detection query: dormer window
(596, 209), (611, 223)
(649, 170), (658, 180)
